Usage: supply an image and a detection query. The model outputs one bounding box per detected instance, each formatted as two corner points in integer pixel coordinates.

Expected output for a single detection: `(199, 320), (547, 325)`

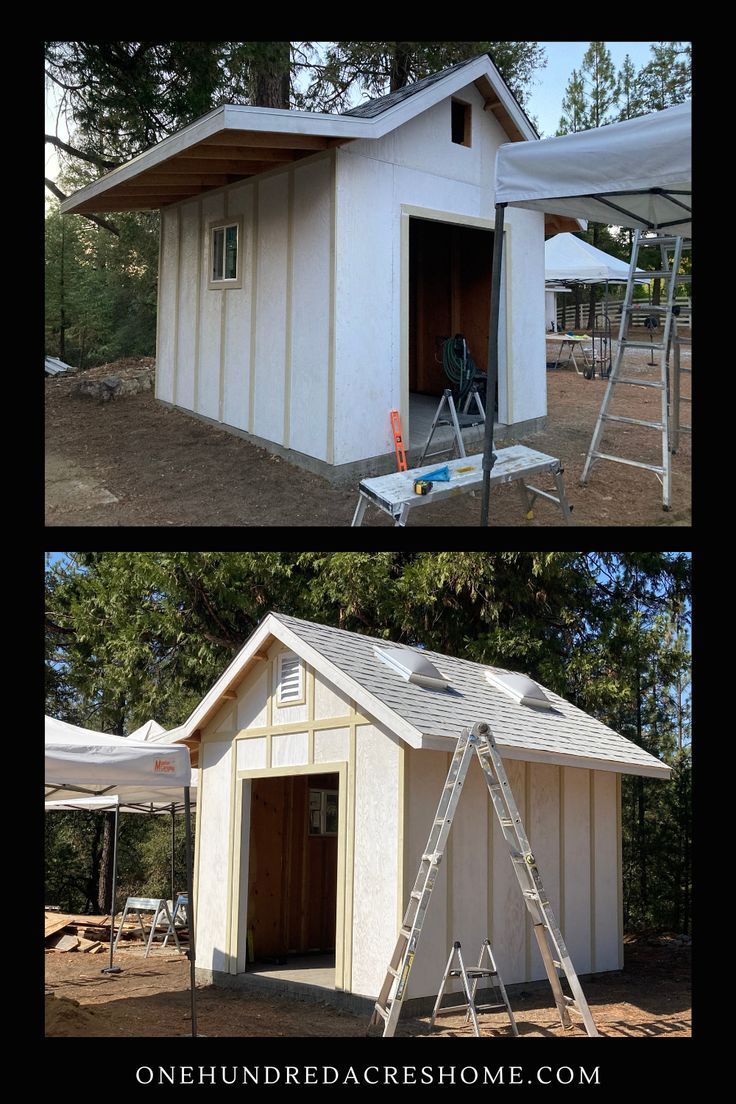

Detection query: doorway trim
(400, 204), (513, 445)
(230, 760), (349, 989)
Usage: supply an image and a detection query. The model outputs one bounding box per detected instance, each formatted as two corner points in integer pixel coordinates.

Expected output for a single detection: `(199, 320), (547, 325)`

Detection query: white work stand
(351, 446), (573, 527)
(113, 896), (181, 958)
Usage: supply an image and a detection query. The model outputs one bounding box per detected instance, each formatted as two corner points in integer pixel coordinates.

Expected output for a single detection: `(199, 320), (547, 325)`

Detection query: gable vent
(375, 646), (450, 690)
(485, 669), (552, 710)
(277, 652), (304, 703)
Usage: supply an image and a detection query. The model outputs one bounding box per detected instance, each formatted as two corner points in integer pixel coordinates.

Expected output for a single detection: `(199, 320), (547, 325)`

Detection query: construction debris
(43, 909), (187, 952)
(50, 934), (80, 953)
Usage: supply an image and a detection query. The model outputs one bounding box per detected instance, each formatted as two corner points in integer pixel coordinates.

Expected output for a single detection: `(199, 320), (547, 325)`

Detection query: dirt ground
(45, 335), (691, 527)
(45, 935), (690, 1038)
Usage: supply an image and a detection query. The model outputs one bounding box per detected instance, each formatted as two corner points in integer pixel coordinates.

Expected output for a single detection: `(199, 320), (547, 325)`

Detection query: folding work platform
(351, 446), (573, 526)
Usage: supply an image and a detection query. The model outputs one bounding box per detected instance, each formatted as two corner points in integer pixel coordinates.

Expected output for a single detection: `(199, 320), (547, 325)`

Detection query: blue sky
(527, 42), (664, 137)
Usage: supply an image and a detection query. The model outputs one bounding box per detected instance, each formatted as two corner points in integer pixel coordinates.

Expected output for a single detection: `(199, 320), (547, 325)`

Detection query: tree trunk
(574, 285), (581, 330)
(652, 277), (661, 306)
(59, 217), (66, 361)
(86, 815), (105, 913)
(587, 285), (596, 331)
(252, 42), (290, 108)
(390, 43), (413, 91)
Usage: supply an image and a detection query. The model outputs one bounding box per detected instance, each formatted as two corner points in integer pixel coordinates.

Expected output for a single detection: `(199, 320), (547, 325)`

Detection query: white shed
(61, 56), (578, 480)
(163, 612), (669, 1011)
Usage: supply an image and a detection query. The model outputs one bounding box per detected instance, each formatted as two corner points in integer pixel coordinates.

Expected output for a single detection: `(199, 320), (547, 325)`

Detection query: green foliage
(45, 202), (158, 368)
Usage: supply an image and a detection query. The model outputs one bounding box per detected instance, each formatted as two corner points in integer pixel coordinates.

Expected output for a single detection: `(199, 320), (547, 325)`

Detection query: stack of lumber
(44, 910), (188, 952)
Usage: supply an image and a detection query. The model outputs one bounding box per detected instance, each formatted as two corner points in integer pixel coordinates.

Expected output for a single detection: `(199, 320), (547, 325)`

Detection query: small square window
(451, 100), (471, 147)
(209, 220), (242, 288)
(308, 789), (338, 836)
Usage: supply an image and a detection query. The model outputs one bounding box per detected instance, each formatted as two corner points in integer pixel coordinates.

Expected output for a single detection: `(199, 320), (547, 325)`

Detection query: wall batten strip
(218, 191), (229, 423)
(343, 722), (357, 990)
(154, 211), (163, 399)
(524, 760), (531, 982)
(172, 208), (182, 406)
(248, 184), (259, 433)
(589, 770), (596, 972)
(616, 772), (623, 968)
(559, 765), (565, 933)
(193, 198), (203, 412)
(283, 173), (295, 447)
(326, 150), (337, 464)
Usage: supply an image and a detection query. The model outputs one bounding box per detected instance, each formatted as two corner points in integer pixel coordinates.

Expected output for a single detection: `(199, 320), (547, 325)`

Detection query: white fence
(556, 296), (692, 330)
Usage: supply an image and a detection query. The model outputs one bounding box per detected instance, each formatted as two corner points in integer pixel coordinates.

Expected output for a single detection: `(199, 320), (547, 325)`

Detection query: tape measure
(414, 479), (433, 495)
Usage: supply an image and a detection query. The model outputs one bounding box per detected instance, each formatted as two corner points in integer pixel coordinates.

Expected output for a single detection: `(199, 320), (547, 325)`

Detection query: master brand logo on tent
(154, 758), (176, 773)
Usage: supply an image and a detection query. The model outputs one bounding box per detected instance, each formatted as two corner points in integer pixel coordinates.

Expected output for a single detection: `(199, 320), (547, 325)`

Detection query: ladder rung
(410, 891), (422, 900)
(591, 451), (665, 475)
(476, 1003), (507, 1012)
(622, 340), (665, 350)
(552, 960), (562, 969)
(626, 304), (670, 312)
(373, 1003), (389, 1021)
(422, 852), (442, 862)
(449, 969), (496, 979)
(499, 818), (514, 827)
(400, 926), (412, 938)
(388, 966), (401, 979)
(602, 414), (665, 430)
(613, 377), (665, 389)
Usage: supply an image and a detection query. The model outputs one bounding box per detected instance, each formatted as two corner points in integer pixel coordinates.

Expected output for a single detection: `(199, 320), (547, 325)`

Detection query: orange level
(389, 410), (408, 472)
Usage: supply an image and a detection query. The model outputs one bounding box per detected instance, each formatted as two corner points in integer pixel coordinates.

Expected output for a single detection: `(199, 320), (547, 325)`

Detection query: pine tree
(557, 68), (587, 134)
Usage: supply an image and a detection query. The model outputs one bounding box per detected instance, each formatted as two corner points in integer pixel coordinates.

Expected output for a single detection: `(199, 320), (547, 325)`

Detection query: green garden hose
(442, 335), (479, 404)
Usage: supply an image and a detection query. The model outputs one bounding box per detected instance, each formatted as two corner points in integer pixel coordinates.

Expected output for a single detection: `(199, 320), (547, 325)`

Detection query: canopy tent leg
(101, 806), (122, 974)
(480, 202), (506, 526)
(184, 786), (198, 1037)
(171, 803), (176, 903)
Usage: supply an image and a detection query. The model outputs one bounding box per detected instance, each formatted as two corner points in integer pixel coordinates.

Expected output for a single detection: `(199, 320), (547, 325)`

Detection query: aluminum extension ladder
(430, 939), (519, 1037)
(417, 387), (485, 467)
(369, 722), (598, 1037)
(580, 230), (691, 510)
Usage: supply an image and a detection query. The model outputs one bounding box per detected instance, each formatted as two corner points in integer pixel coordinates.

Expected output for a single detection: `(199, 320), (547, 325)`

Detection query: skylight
(485, 669), (552, 710)
(375, 646), (450, 690)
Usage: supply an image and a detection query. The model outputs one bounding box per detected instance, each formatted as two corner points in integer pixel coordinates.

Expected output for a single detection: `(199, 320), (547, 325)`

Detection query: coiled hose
(442, 335), (480, 405)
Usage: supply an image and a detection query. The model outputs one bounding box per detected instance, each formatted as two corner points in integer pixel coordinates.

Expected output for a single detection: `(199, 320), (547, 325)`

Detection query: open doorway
(246, 772), (339, 987)
(408, 216), (494, 449)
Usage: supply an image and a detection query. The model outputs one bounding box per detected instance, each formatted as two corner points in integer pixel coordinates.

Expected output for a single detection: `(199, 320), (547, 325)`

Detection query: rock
(71, 371), (154, 403)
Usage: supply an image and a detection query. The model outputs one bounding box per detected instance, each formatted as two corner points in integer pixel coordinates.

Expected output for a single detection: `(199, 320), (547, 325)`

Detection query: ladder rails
(369, 722), (598, 1037)
(417, 388), (485, 468)
(580, 229), (691, 510)
(430, 939), (519, 1037)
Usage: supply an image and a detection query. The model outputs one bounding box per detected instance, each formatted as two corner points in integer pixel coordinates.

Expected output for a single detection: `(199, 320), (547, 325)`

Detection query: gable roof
(59, 54), (536, 217)
(174, 612), (670, 780)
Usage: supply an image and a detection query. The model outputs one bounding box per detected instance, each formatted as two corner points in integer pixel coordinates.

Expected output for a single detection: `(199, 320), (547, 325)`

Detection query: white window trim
(276, 651), (306, 707)
(207, 216), (243, 290)
(308, 788), (339, 836)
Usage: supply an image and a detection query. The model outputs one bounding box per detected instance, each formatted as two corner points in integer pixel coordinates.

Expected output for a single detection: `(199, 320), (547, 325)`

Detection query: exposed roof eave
(60, 56), (538, 216)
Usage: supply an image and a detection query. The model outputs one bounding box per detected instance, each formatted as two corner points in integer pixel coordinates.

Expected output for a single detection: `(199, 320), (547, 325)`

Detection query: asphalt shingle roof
(342, 57), (486, 119)
(271, 612), (669, 777)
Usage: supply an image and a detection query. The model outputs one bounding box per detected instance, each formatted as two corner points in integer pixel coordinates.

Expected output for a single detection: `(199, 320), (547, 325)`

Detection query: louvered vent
(278, 652), (303, 703)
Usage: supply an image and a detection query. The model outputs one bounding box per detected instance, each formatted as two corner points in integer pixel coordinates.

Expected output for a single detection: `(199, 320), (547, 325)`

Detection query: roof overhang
(60, 56), (541, 216)
(169, 613), (671, 780)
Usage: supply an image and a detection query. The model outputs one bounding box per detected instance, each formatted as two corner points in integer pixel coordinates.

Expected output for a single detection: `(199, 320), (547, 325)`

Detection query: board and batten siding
(156, 154), (333, 462)
(402, 748), (622, 997)
(192, 640), (402, 997)
(333, 78), (546, 466)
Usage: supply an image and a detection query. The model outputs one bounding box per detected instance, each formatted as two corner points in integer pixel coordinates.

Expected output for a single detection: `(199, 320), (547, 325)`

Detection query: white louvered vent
(277, 652), (304, 703)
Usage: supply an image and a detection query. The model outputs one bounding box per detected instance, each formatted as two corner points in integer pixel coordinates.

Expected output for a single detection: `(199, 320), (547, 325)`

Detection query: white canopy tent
(45, 715), (198, 1035)
(545, 233), (648, 284)
(480, 101), (691, 523)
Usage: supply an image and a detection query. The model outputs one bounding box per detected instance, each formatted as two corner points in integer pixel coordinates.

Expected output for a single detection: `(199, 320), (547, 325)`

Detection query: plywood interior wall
(409, 217), (493, 395)
(247, 772), (338, 959)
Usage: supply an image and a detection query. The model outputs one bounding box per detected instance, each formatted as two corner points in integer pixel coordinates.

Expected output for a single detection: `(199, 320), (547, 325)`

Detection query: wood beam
(201, 130), (330, 150)
(136, 173), (231, 186)
(116, 184), (207, 195)
(159, 158), (282, 174)
(173, 145), (297, 163)
(221, 690), (238, 700)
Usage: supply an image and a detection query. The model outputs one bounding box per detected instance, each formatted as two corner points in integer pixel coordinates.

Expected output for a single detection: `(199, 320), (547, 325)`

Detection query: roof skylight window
(485, 669), (552, 710)
(375, 646), (450, 690)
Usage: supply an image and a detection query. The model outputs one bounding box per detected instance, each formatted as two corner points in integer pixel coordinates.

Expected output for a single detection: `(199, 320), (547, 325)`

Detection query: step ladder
(417, 387), (485, 467)
(671, 334), (691, 455)
(369, 722), (598, 1037)
(580, 230), (691, 510)
(430, 939), (519, 1037)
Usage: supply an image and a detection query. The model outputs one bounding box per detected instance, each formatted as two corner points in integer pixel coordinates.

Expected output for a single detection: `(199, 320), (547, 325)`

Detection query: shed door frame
(400, 204), (513, 444)
(231, 761), (349, 988)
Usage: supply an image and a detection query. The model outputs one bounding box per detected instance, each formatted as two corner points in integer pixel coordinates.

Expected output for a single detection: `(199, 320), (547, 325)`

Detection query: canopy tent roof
(496, 102), (691, 234)
(545, 232), (648, 284)
(45, 716), (193, 805)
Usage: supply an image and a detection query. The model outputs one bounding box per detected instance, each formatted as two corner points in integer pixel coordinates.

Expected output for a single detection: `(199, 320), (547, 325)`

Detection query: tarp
(545, 233), (648, 284)
(45, 716), (192, 803)
(496, 101), (691, 235)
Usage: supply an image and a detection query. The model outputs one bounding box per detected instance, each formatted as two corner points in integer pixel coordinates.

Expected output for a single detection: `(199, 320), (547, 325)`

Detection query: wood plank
(201, 131), (330, 150)
(45, 913), (74, 938)
(77, 937), (102, 952)
(115, 186), (207, 196)
(135, 174), (231, 187)
(153, 158), (281, 174)
(50, 934), (80, 952)
(173, 146), (297, 163)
